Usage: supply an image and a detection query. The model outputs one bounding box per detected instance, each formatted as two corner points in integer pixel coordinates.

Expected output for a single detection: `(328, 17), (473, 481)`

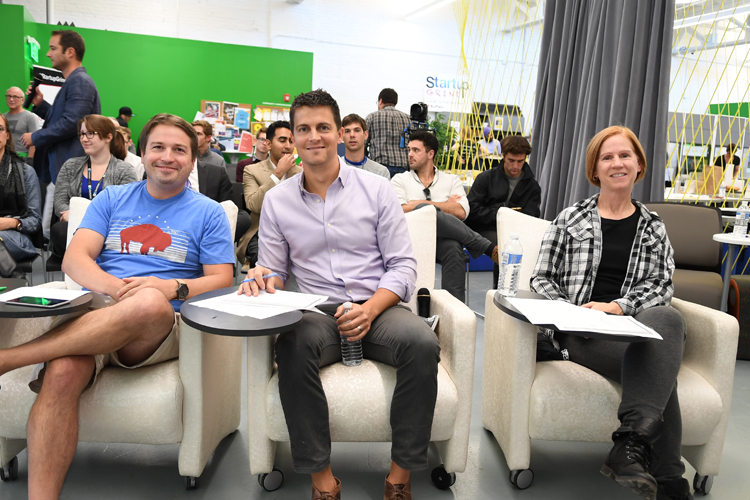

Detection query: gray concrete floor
(1, 262), (749, 499)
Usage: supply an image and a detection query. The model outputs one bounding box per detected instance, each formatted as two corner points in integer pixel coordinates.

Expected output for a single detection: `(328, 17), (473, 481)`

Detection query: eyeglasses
(79, 131), (99, 139)
(423, 187), (431, 201)
(5, 95), (23, 100)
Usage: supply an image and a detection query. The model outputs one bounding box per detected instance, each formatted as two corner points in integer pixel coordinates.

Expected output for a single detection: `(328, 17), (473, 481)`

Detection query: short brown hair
(409, 130), (439, 155)
(51, 30), (85, 62)
(378, 88), (398, 105)
(140, 114), (198, 161)
(255, 126), (268, 140)
(500, 135), (532, 157)
(192, 120), (213, 137)
(290, 89), (341, 131)
(78, 114), (127, 160)
(585, 126), (647, 187)
(341, 114), (367, 132)
(0, 114), (16, 154)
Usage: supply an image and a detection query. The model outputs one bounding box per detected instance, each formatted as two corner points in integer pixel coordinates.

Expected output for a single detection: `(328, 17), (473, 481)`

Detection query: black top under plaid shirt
(530, 195), (675, 316)
(365, 105), (410, 168)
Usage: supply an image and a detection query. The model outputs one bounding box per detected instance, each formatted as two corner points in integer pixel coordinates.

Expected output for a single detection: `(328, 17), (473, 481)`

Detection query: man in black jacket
(466, 135), (541, 286)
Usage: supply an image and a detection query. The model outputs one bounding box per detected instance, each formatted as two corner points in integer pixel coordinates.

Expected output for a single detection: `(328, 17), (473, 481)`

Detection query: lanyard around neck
(86, 157), (107, 200)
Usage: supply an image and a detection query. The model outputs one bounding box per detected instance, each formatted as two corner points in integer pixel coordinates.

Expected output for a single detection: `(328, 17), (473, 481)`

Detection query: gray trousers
(416, 204), (493, 302)
(556, 305), (686, 483)
(275, 304), (440, 474)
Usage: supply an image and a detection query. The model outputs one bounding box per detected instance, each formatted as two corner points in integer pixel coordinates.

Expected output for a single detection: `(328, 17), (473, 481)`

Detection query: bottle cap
(509, 233), (520, 239)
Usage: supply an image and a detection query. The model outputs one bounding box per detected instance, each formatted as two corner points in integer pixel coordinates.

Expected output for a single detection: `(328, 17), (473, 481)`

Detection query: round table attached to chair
(179, 286), (302, 492)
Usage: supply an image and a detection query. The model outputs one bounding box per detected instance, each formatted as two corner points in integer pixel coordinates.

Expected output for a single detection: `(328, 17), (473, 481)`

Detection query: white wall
(8, 0), (547, 128)
(8, 0), (469, 119)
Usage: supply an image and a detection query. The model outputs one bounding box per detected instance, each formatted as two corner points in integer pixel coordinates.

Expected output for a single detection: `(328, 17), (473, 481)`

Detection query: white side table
(712, 233), (750, 312)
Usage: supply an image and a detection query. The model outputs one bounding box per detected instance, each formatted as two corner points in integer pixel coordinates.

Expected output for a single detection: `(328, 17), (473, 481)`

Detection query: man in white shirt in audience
(392, 131), (498, 302)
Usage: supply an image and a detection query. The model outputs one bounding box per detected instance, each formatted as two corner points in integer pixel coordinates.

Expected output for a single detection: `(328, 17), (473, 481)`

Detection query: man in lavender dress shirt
(240, 89), (439, 500)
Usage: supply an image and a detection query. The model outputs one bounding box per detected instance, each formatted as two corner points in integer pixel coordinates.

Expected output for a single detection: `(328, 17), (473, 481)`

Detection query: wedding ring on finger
(357, 325), (362, 332)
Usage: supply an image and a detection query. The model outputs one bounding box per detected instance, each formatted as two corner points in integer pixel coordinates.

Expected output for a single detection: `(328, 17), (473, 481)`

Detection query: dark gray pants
(556, 305), (686, 483)
(275, 304), (440, 474)
(478, 228), (499, 288)
(418, 204), (493, 302)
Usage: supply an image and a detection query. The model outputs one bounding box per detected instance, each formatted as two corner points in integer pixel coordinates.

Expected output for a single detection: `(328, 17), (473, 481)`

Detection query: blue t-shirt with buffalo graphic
(78, 181), (234, 310)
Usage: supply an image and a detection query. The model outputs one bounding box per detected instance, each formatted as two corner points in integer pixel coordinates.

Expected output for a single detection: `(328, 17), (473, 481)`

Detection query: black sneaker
(657, 478), (693, 500)
(601, 431), (658, 500)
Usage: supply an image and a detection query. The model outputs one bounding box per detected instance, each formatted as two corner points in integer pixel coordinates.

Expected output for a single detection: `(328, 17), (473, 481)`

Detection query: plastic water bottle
(497, 233), (523, 297)
(734, 201), (750, 236)
(340, 301), (363, 366)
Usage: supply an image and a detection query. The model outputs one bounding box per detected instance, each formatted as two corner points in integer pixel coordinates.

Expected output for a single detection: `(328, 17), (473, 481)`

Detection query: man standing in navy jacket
(21, 30), (100, 238)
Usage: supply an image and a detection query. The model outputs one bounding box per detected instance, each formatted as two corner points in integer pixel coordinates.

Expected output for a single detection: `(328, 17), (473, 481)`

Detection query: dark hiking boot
(657, 477), (693, 500)
(601, 418), (661, 500)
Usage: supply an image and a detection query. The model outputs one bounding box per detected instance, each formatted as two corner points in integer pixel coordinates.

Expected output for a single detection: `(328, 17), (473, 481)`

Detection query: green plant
(429, 114), (454, 169)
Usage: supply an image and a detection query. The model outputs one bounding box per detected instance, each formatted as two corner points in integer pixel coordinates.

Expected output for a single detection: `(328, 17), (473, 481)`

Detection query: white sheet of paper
(504, 297), (662, 340)
(0, 287), (89, 303)
(190, 289), (328, 319)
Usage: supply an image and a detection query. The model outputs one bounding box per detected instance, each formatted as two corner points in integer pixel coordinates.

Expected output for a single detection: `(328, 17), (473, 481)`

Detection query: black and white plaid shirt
(365, 105), (410, 168)
(530, 195), (674, 316)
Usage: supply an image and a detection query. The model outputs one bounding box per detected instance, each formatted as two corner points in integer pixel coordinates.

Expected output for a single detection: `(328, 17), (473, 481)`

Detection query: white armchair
(246, 205), (478, 491)
(482, 207), (739, 494)
(0, 196), (242, 489)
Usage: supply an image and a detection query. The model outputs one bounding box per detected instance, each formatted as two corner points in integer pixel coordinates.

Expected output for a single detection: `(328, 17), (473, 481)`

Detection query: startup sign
(423, 75), (470, 112)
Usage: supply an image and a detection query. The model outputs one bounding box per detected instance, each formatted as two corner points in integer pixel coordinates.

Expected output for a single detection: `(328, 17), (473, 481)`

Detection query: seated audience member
(451, 127), (488, 170)
(236, 126), (269, 182)
(117, 126), (144, 179)
(186, 126), (251, 245)
(479, 126), (499, 155)
(530, 126), (689, 500)
(466, 134), (541, 286)
(50, 114), (137, 258)
(341, 113), (389, 179)
(192, 120), (225, 168)
(238, 120), (301, 268)
(241, 89), (438, 500)
(0, 113), (234, 499)
(0, 113), (41, 269)
(392, 131), (498, 303)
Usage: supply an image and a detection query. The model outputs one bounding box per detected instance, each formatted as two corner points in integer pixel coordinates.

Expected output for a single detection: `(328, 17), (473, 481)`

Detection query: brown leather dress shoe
(312, 477), (341, 500)
(384, 475), (412, 500)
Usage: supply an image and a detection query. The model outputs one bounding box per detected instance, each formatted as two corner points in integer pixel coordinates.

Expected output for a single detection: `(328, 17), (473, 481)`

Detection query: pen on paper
(241, 273), (278, 284)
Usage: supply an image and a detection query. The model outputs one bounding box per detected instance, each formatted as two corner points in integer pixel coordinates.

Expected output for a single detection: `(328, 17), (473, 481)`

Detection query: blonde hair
(585, 126), (647, 187)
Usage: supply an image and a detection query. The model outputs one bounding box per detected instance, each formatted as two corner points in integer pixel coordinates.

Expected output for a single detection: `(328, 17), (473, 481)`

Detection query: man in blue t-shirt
(0, 113), (234, 498)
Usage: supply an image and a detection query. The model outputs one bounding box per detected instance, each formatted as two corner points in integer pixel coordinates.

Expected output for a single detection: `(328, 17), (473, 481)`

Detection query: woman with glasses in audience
(531, 126), (690, 500)
(0, 113), (41, 276)
(50, 114), (137, 258)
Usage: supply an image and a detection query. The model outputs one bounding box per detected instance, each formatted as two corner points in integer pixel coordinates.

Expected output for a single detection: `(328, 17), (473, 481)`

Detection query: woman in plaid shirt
(531, 126), (690, 500)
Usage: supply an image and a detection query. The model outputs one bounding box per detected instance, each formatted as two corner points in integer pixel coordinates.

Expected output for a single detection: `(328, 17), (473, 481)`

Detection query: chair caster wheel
(431, 464), (456, 490)
(258, 468), (284, 492)
(184, 475), (198, 490)
(0, 457), (18, 482)
(509, 468), (534, 489)
(693, 473), (713, 495)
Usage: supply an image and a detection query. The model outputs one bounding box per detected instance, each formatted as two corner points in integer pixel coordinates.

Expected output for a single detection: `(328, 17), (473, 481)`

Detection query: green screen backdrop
(1, 4), (313, 146)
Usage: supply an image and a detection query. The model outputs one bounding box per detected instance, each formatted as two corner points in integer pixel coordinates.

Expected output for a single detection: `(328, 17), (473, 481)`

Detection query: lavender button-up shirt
(257, 160), (417, 305)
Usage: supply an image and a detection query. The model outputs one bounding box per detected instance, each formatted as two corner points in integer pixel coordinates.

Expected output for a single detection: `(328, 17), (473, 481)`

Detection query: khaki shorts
(29, 294), (180, 393)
